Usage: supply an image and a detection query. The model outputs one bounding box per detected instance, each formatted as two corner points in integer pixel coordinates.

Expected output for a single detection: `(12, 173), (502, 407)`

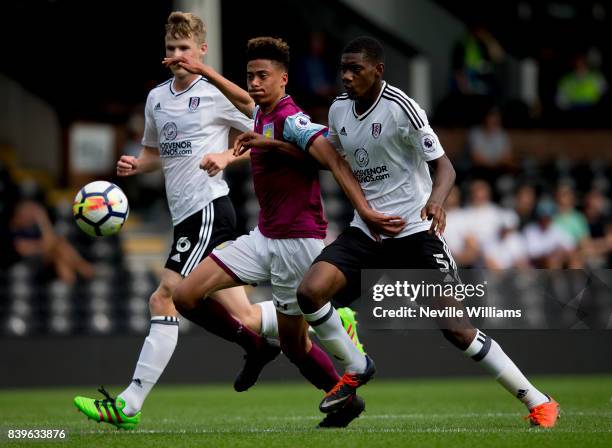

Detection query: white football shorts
(210, 227), (324, 315)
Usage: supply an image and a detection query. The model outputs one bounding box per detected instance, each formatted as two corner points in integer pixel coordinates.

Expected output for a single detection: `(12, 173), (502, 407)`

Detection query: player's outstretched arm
(308, 136), (406, 238)
(163, 56), (255, 118)
(198, 129), (304, 178)
(421, 154), (456, 236)
(233, 131), (305, 160)
(116, 147), (161, 176)
(199, 148), (252, 177)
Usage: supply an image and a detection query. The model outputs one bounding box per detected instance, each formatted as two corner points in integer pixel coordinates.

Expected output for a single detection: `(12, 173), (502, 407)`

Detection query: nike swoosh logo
(322, 396), (351, 408)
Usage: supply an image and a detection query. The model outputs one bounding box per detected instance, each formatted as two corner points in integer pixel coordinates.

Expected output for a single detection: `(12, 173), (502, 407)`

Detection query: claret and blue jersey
(250, 95), (328, 239)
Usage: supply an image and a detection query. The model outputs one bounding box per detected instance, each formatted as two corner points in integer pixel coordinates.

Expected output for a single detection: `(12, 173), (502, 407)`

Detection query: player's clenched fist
(116, 155), (139, 176)
(200, 152), (230, 177)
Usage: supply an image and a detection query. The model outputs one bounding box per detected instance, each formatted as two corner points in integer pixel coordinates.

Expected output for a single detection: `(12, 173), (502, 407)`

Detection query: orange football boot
(525, 396), (560, 428)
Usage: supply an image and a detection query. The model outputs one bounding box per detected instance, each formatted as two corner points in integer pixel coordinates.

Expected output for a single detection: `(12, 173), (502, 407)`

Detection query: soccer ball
(72, 181), (129, 237)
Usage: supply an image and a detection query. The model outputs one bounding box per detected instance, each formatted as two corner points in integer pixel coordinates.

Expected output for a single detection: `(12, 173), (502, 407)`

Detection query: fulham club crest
(188, 96), (200, 112)
(371, 123), (382, 138)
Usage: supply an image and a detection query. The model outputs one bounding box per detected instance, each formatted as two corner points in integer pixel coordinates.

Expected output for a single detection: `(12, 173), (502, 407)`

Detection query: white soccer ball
(72, 181), (129, 237)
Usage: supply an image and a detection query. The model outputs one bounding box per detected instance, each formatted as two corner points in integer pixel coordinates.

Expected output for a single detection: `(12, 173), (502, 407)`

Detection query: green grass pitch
(1, 375), (610, 447)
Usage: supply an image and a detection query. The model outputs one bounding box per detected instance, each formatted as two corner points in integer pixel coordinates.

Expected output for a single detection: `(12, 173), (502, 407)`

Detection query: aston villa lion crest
(372, 123), (382, 138)
(188, 96), (200, 112)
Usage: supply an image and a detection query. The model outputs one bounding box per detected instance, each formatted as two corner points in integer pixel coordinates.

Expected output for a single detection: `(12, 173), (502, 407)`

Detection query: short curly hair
(246, 37), (290, 71)
(343, 36), (384, 63)
(165, 11), (206, 44)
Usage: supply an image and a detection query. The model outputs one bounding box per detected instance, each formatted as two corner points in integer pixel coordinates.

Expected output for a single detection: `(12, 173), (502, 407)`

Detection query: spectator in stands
(442, 23), (506, 125)
(582, 189), (612, 267)
(554, 184), (589, 241)
(444, 185), (480, 267)
(553, 184), (590, 267)
(514, 184), (537, 230)
(556, 53), (607, 113)
(463, 180), (508, 248)
(0, 161), (93, 283)
(452, 24), (505, 97)
(523, 200), (574, 268)
(467, 107), (514, 181)
(483, 210), (530, 270)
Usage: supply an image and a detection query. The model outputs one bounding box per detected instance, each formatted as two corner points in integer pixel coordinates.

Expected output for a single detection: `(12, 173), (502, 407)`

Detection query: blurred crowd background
(1, 0), (611, 337)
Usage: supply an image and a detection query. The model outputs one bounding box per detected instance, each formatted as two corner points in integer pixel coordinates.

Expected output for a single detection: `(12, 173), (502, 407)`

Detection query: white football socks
(118, 316), (179, 416)
(257, 301), (278, 339)
(303, 302), (366, 373)
(464, 329), (549, 409)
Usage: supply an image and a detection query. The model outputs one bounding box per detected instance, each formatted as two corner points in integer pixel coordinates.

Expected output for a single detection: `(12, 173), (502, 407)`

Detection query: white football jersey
(328, 81), (445, 239)
(142, 76), (253, 225)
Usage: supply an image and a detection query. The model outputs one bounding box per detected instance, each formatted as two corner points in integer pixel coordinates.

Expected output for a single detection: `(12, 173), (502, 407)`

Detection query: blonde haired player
(73, 11), (282, 429)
